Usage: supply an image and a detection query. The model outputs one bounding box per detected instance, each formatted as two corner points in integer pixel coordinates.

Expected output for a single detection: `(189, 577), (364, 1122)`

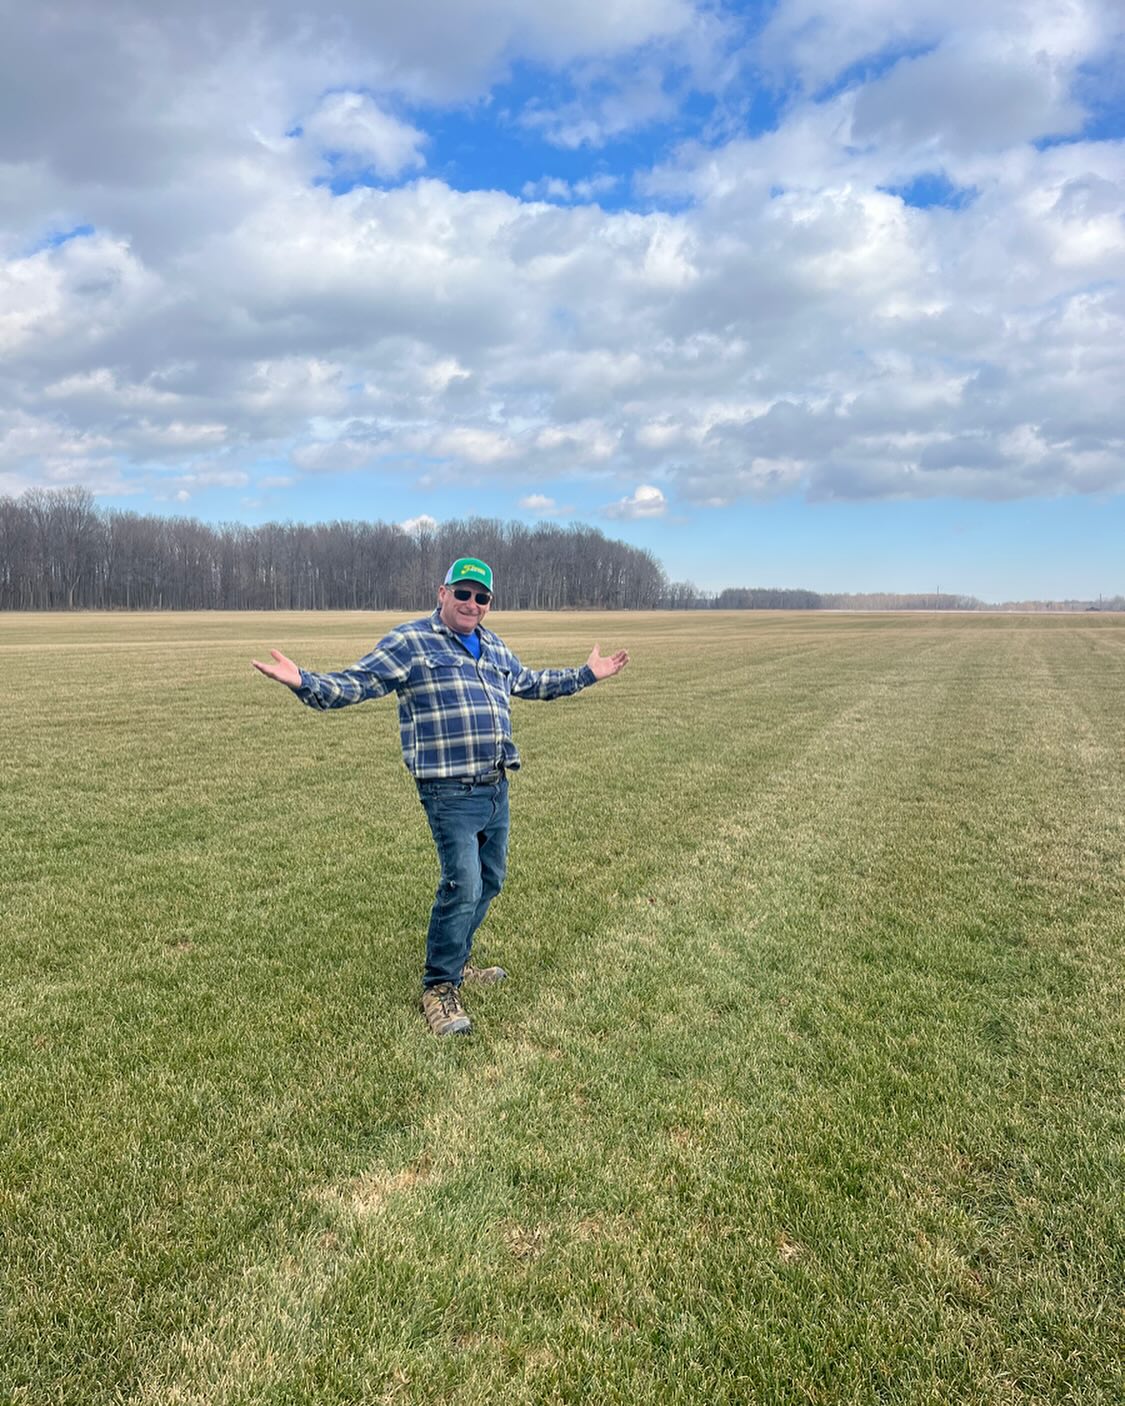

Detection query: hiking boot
(421, 982), (472, 1036)
(462, 963), (508, 985)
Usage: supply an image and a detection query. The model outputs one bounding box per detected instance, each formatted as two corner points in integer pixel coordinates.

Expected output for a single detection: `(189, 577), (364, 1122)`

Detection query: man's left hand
(586, 643), (630, 679)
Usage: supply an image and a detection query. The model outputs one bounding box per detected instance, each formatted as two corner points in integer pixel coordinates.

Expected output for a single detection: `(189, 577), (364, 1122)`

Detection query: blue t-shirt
(456, 630), (482, 660)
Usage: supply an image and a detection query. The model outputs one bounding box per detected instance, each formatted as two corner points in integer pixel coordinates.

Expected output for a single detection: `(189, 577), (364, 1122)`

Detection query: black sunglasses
(452, 586), (492, 605)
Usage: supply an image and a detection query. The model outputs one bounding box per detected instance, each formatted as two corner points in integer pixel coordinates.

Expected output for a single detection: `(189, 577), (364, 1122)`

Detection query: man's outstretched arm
(251, 633), (411, 709)
(507, 641), (629, 699)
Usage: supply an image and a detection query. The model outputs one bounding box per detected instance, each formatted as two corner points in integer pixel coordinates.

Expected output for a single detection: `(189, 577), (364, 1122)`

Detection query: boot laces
(436, 983), (463, 1017)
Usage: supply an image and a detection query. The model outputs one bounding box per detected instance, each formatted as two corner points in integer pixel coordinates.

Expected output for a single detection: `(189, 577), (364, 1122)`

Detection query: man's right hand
(251, 649), (302, 689)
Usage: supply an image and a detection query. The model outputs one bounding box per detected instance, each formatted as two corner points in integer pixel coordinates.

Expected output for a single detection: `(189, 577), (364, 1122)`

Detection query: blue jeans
(416, 777), (510, 989)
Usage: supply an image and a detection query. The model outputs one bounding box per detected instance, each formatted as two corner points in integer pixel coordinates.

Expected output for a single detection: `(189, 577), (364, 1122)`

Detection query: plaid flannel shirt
(294, 609), (596, 779)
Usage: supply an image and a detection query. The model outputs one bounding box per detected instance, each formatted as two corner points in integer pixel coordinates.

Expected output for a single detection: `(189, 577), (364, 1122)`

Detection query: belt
(462, 766), (505, 785)
(419, 765), (506, 787)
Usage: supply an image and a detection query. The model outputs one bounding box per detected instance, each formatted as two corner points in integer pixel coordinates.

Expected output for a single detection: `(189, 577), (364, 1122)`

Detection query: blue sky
(2, 0), (1123, 600)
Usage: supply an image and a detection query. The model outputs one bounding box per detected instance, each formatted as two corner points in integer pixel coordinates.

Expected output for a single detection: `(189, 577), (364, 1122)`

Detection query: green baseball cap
(444, 557), (494, 592)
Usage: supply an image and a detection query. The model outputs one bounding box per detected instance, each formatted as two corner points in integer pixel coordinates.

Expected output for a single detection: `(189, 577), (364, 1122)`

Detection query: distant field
(3, 609), (1124, 1405)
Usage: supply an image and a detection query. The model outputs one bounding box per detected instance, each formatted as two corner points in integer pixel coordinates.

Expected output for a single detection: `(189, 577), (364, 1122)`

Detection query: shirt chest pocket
(418, 653), (510, 697)
(421, 654), (469, 683)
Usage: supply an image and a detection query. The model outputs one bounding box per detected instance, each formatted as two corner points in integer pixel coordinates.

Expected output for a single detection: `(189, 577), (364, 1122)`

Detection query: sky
(1, 0), (1123, 600)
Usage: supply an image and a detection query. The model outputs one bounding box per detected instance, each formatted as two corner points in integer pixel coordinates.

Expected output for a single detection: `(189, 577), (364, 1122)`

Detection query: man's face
(438, 581), (493, 633)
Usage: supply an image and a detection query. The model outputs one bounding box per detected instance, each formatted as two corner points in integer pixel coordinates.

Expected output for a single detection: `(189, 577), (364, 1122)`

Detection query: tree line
(3, 488), (1118, 613)
(723, 588), (985, 611)
(711, 587), (1125, 612)
(0, 488), (669, 611)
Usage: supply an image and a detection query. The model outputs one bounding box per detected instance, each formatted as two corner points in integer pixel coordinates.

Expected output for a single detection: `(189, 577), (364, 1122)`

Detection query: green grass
(2, 609), (1123, 1404)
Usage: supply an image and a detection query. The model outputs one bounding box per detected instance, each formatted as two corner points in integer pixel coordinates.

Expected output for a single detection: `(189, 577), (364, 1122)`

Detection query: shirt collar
(430, 608), (485, 637)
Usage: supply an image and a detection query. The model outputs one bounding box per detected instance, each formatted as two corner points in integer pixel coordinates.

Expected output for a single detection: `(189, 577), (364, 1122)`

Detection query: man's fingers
(584, 643), (628, 678)
(251, 650), (299, 686)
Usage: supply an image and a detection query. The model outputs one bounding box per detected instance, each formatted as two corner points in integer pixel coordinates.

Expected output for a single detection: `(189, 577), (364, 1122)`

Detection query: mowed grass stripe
(125, 616), (923, 1404)
(127, 627), (928, 1406)
(763, 624), (1125, 1402)
(2, 614), (1122, 1404)
(13, 610), (933, 1400)
(125, 622), (1088, 1405)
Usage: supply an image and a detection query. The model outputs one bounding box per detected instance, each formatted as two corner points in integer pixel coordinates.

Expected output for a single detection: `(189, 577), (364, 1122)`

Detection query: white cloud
(0, 232), (162, 359)
(604, 483), (667, 519)
(850, 38), (1086, 155)
(0, 411), (115, 479)
(400, 513), (438, 533)
(431, 426), (518, 464)
(0, 0), (1122, 513)
(535, 420), (619, 460)
(172, 469), (251, 489)
(521, 66), (679, 149)
(291, 437), (382, 473)
(302, 92), (427, 178)
(422, 357), (472, 391)
(757, 0), (1110, 95)
(519, 493), (574, 516)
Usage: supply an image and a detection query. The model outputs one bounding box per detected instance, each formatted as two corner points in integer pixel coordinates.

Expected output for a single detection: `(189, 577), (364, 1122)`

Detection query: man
(252, 557), (629, 1036)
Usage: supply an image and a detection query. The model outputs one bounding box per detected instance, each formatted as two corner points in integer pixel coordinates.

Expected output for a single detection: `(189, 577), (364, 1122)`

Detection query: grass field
(2, 608), (1124, 1405)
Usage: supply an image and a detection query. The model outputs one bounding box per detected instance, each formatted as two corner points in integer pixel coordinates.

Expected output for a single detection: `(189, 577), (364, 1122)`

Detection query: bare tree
(0, 495), (34, 609)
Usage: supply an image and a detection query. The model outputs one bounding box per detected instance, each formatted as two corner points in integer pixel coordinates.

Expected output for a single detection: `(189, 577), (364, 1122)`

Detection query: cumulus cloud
(171, 469), (251, 490)
(1, 0), (1123, 517)
(431, 427), (518, 464)
(604, 484), (667, 519)
(519, 493), (574, 516)
(757, 0), (1109, 97)
(535, 420), (619, 460)
(302, 92), (427, 178)
(291, 437), (383, 473)
(521, 66), (680, 149)
(850, 38), (1086, 155)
